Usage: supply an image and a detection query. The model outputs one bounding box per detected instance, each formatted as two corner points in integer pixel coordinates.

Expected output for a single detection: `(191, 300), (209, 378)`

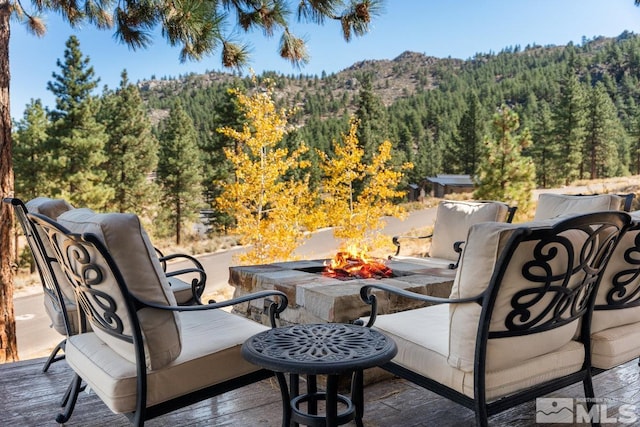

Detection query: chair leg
(60, 376), (86, 407)
(351, 370), (364, 427)
(582, 374), (601, 427)
(60, 378), (73, 407)
(42, 339), (66, 373)
(474, 392), (489, 427)
(56, 374), (82, 424)
(475, 409), (489, 427)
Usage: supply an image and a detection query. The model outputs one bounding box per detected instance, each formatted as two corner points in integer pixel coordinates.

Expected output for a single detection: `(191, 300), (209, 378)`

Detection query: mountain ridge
(138, 32), (630, 113)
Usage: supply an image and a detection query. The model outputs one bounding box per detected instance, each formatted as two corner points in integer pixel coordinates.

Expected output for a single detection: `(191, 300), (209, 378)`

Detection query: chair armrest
(133, 290), (289, 328)
(449, 240), (465, 269)
(165, 267), (207, 305)
(155, 250), (207, 305)
(158, 252), (204, 270)
(391, 234), (433, 257)
(155, 247), (168, 270)
(155, 249), (205, 273)
(358, 282), (484, 328)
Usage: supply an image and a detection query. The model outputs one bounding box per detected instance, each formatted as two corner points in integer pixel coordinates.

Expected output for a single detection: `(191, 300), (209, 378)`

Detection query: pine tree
(12, 99), (54, 272)
(584, 82), (624, 179)
(551, 67), (587, 184)
(355, 74), (389, 164)
(46, 35), (112, 209)
(631, 106), (640, 175)
(157, 100), (204, 245)
(452, 92), (484, 174)
(200, 86), (245, 233)
(474, 106), (536, 216)
(12, 99), (53, 199)
(98, 70), (159, 214)
(528, 99), (560, 188)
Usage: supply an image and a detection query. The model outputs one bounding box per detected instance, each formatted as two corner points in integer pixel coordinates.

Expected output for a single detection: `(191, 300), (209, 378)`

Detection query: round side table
(241, 323), (397, 427)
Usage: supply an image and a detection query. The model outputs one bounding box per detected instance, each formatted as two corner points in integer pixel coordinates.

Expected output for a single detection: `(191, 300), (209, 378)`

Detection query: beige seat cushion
(58, 209), (182, 370)
(166, 277), (195, 304)
(65, 309), (269, 414)
(43, 291), (80, 336)
(534, 193), (624, 221)
(591, 322), (640, 369)
(430, 201), (509, 261)
(390, 255), (454, 269)
(448, 219), (582, 372)
(371, 304), (585, 401)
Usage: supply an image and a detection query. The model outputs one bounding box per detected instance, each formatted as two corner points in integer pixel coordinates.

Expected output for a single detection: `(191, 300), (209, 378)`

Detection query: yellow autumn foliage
(216, 84), (321, 265)
(318, 117), (413, 252)
(218, 86), (413, 265)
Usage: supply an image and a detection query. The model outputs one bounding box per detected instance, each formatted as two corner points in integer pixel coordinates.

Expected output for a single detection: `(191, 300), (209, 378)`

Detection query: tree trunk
(176, 201), (181, 245)
(0, 0), (18, 363)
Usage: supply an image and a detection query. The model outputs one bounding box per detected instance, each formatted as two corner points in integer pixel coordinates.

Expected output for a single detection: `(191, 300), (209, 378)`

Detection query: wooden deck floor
(2, 356), (639, 426)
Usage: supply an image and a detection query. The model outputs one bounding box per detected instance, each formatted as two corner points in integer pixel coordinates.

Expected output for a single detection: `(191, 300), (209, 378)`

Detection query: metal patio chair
(4, 197), (207, 372)
(390, 200), (516, 269)
(29, 210), (288, 426)
(361, 211), (630, 426)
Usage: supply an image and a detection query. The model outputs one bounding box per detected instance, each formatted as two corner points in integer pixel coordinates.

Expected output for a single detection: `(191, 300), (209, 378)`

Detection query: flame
(323, 245), (392, 279)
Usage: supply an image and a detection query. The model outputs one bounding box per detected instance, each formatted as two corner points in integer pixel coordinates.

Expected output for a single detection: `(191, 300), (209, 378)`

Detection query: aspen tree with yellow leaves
(318, 117), (413, 252)
(216, 84), (322, 265)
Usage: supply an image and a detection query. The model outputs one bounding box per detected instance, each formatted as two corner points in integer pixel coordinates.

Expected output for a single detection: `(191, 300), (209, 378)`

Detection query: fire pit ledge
(228, 259), (455, 326)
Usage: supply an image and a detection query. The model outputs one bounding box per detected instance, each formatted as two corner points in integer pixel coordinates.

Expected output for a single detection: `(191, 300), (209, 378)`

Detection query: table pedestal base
(241, 324), (396, 427)
(277, 371), (364, 427)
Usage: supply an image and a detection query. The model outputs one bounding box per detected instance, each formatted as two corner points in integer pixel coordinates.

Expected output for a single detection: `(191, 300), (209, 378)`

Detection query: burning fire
(323, 245), (392, 280)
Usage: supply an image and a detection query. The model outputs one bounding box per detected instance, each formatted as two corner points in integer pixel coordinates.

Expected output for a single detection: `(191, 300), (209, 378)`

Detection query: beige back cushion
(25, 198), (77, 306)
(26, 197), (75, 219)
(448, 219), (582, 372)
(430, 201), (510, 261)
(592, 210), (640, 333)
(534, 193), (623, 221)
(57, 209), (182, 370)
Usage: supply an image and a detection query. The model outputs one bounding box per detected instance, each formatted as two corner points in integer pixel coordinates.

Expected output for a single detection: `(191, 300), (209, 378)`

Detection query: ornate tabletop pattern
(242, 323), (397, 375)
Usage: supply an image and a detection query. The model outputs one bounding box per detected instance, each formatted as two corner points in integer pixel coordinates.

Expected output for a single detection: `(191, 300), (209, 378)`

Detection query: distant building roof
(426, 174), (474, 186)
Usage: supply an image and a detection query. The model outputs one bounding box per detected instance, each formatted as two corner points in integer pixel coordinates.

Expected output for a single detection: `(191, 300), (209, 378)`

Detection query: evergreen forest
(13, 31), (640, 240)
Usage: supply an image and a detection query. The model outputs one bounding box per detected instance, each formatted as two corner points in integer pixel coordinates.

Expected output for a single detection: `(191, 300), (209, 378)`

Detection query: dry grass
(152, 234), (241, 257)
(13, 175), (640, 295)
(387, 226), (434, 258)
(13, 272), (42, 296)
(201, 286), (236, 305)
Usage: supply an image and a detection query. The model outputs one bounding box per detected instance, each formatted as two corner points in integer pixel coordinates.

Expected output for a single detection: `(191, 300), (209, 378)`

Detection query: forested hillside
(13, 31), (640, 241)
(140, 31), (640, 191)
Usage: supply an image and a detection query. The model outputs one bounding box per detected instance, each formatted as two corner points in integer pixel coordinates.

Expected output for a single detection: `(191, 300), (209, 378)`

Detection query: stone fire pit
(228, 259), (456, 325)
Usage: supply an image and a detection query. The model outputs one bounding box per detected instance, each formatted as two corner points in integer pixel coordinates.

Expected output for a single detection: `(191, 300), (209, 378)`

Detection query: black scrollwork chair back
(3, 197), (77, 372)
(28, 211), (287, 426)
(591, 212), (640, 371)
(360, 212), (631, 426)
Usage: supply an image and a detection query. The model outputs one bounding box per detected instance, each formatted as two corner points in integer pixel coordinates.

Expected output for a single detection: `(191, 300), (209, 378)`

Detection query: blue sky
(10, 0), (640, 120)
